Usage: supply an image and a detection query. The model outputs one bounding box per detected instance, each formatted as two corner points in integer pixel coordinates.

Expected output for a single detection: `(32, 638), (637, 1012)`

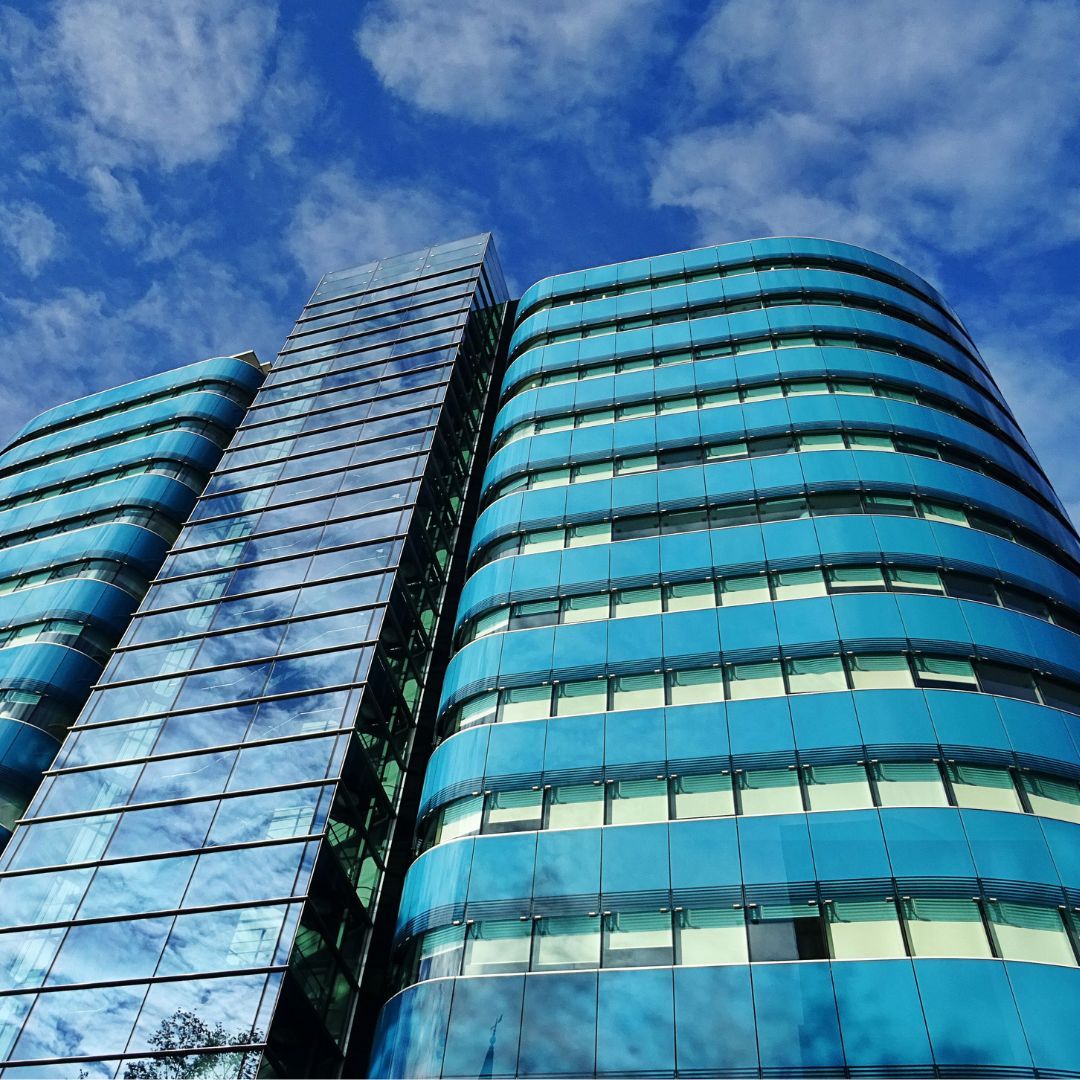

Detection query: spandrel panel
(596, 968), (675, 1076)
(392, 979), (454, 1079)
(674, 965), (757, 1074)
(442, 974), (523, 1080)
(752, 962), (844, 1072)
(518, 971), (597, 1077)
(915, 959), (1032, 1069)
(1006, 961), (1080, 1074)
(832, 960), (933, 1069)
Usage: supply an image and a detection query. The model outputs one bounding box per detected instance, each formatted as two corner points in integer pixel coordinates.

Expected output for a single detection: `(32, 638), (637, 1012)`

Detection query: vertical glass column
(0, 236), (508, 1078)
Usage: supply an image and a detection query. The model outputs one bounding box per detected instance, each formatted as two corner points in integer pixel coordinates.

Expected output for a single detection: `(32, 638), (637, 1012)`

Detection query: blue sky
(1, 0), (1078, 514)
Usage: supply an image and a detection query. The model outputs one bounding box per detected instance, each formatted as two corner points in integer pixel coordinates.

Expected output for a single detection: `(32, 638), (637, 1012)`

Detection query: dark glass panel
(977, 662), (1040, 702)
(747, 906), (827, 961)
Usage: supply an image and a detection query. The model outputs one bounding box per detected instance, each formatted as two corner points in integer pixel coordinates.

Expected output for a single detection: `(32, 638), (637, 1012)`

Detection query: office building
(0, 355), (263, 848)
(369, 237), (1080, 1078)
(1, 235), (1080, 1078)
(0, 235), (508, 1077)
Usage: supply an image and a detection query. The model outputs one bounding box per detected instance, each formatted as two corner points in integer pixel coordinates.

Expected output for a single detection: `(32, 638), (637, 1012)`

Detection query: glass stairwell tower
(371, 238), (1080, 1078)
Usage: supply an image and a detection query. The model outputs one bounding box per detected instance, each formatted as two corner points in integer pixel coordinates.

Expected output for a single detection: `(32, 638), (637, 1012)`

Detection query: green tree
(121, 1009), (262, 1079)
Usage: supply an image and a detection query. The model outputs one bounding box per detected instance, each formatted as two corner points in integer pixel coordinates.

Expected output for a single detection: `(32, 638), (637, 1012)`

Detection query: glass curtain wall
(0, 236), (508, 1078)
(0, 355), (263, 852)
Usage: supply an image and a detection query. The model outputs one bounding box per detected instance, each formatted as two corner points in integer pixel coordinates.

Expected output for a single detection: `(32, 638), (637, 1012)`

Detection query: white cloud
(650, 0), (1080, 261)
(82, 166), (212, 261)
(982, 323), (1080, 528)
(0, 1), (316, 266)
(84, 165), (149, 246)
(0, 201), (62, 276)
(253, 34), (324, 160)
(647, 0), (1080, 533)
(53, 0), (280, 170)
(0, 255), (287, 447)
(285, 165), (479, 282)
(649, 112), (915, 257)
(356, 0), (668, 123)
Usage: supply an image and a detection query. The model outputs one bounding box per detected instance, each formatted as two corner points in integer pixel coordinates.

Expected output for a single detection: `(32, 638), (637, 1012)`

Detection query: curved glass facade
(0, 355), (263, 846)
(371, 239), (1080, 1078)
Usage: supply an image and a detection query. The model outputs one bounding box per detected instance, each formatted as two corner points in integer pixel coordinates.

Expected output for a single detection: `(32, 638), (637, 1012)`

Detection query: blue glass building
(0, 236), (508, 1077)
(370, 238), (1080, 1078)
(0, 235), (1079, 1079)
(0, 355), (263, 849)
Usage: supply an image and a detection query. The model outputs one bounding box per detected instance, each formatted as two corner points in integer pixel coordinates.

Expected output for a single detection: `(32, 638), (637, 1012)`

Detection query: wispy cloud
(0, 0), (302, 264)
(986, 329), (1080, 526)
(650, 0), (1080, 264)
(0, 201), (62, 276)
(645, 0), (1080, 519)
(285, 165), (479, 281)
(356, 0), (670, 123)
(53, 0), (280, 170)
(0, 252), (287, 446)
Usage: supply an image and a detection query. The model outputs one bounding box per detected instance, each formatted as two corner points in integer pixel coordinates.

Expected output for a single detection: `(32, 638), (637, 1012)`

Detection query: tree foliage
(121, 1009), (262, 1079)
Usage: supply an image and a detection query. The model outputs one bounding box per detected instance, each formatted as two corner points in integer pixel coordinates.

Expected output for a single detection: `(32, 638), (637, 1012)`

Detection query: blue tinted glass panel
(832, 959), (932, 1068)
(442, 974), (524, 1079)
(752, 962), (844, 1071)
(674, 965), (758, 1074)
(518, 972), (597, 1077)
(915, 959), (1031, 1069)
(596, 968), (675, 1076)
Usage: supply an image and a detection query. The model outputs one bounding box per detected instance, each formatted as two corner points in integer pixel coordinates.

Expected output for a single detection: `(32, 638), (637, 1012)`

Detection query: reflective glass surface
(0, 236), (509, 1077)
